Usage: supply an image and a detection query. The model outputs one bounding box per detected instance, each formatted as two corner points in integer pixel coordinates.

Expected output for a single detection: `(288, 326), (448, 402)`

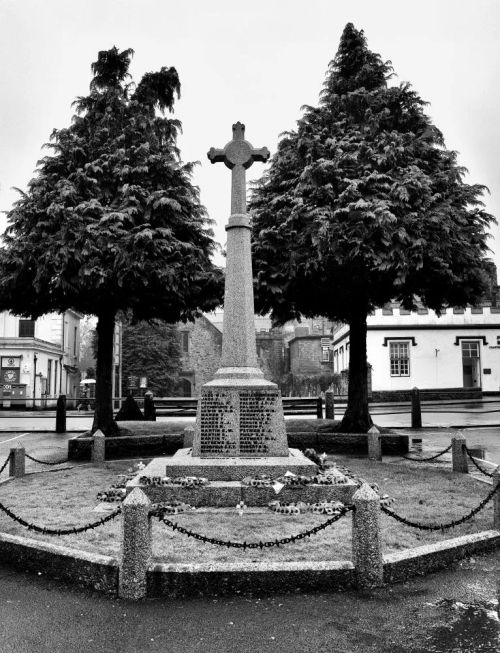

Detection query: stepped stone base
(161, 447), (316, 481)
(126, 449), (357, 507)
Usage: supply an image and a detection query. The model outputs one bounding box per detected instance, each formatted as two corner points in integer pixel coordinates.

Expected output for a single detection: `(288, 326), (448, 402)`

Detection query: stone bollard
(452, 433), (468, 473)
(325, 389), (335, 420)
(352, 482), (384, 589)
(119, 488), (152, 600)
(91, 429), (106, 465)
(316, 396), (323, 419)
(143, 392), (156, 422)
(183, 426), (195, 448)
(493, 467), (500, 530)
(55, 394), (67, 433)
(9, 445), (25, 478)
(367, 425), (382, 461)
(411, 387), (422, 429)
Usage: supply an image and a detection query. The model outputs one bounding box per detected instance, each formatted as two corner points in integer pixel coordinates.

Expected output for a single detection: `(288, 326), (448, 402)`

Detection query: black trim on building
(383, 336), (417, 347)
(454, 335), (489, 346)
(332, 323), (500, 347)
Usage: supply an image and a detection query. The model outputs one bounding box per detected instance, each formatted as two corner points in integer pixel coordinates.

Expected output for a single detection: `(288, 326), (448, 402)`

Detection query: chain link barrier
(381, 481), (500, 531)
(0, 453), (11, 475)
(0, 499), (121, 535)
(151, 505), (353, 549)
(402, 443), (452, 463)
(25, 452), (69, 466)
(464, 447), (497, 479)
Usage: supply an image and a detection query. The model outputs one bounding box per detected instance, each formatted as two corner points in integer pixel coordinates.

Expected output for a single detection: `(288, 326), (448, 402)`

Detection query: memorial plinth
(128, 452), (357, 507)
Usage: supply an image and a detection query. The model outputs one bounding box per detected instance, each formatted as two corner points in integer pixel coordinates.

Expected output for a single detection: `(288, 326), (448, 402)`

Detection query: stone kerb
(451, 433), (468, 473)
(9, 445), (25, 478)
(352, 482), (383, 589)
(119, 487), (152, 600)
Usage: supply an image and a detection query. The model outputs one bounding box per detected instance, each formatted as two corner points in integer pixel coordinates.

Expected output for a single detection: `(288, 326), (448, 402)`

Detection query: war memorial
(127, 122), (356, 508)
(0, 125), (499, 605)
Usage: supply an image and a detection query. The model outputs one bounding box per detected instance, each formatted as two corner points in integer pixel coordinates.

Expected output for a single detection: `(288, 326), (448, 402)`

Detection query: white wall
(332, 306), (500, 392)
(0, 310), (83, 399)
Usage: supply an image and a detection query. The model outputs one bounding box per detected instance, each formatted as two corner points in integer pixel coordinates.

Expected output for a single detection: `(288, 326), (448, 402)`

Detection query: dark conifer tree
(250, 24), (494, 432)
(121, 320), (182, 396)
(0, 47), (223, 434)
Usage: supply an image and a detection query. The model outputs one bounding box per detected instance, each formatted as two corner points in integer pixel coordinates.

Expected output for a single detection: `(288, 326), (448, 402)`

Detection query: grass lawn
(0, 455), (494, 564)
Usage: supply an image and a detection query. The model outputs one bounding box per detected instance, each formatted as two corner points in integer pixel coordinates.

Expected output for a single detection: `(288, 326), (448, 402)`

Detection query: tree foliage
(0, 47), (224, 434)
(121, 319), (182, 396)
(250, 23), (495, 431)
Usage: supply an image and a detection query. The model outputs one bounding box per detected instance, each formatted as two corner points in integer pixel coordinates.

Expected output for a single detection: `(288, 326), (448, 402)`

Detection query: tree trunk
(92, 311), (119, 436)
(340, 307), (373, 433)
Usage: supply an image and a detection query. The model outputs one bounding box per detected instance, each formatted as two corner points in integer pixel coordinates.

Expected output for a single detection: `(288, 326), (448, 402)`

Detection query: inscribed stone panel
(199, 391), (237, 455)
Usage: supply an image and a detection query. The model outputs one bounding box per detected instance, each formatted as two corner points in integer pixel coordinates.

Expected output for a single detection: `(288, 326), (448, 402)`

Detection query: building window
(73, 327), (77, 356)
(47, 360), (52, 396)
(390, 341), (410, 376)
(321, 346), (330, 362)
(461, 341), (480, 359)
(19, 320), (35, 337)
(182, 331), (189, 353)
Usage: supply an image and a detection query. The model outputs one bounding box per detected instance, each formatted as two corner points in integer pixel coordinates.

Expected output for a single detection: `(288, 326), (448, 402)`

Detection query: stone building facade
(176, 314), (336, 397)
(177, 315), (222, 396)
(288, 335), (332, 376)
(255, 329), (286, 384)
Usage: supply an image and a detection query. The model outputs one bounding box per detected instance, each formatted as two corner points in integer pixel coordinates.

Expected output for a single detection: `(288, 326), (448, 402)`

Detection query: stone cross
(207, 123), (269, 373)
(208, 122), (269, 215)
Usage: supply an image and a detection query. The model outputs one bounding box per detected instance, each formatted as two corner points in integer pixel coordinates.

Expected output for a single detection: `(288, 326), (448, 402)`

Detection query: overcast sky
(1, 0), (499, 268)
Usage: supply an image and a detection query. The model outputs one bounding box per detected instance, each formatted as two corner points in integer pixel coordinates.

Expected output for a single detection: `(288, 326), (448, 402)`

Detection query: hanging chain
(464, 447), (496, 479)
(25, 452), (69, 466)
(381, 481), (500, 531)
(0, 453), (11, 475)
(402, 443), (452, 462)
(0, 500), (121, 535)
(152, 505), (353, 548)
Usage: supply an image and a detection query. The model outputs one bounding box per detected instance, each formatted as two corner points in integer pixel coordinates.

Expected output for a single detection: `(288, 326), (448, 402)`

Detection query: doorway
(461, 340), (481, 388)
(181, 378), (192, 397)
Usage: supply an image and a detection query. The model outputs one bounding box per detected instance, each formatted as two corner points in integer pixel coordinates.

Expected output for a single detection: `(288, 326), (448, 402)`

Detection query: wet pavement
(0, 552), (499, 652)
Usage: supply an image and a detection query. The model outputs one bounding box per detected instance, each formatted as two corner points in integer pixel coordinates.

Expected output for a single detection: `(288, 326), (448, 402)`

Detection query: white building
(332, 301), (500, 398)
(0, 310), (82, 407)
